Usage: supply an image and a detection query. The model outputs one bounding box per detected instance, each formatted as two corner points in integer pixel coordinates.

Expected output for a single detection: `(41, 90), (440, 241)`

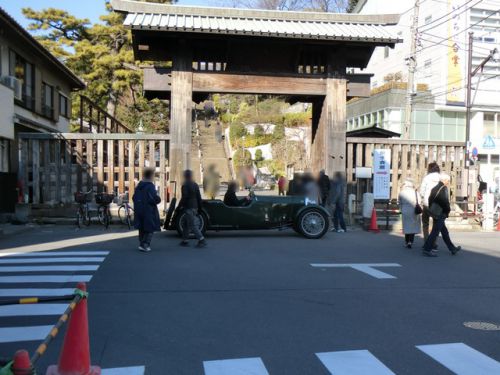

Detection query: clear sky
(0, 0), (210, 28)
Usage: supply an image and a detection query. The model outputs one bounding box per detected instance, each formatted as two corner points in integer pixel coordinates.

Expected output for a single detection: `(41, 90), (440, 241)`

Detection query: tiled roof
(112, 0), (401, 44)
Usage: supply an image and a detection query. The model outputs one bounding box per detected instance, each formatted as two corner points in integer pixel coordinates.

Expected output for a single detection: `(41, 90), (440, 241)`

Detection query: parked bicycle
(117, 192), (134, 229)
(74, 190), (93, 228)
(96, 192), (115, 229)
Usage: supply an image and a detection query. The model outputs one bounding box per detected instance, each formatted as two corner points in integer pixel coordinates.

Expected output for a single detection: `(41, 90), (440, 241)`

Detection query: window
(483, 113), (497, 138)
(384, 46), (390, 59)
(424, 15), (432, 25)
(42, 83), (54, 119)
(59, 94), (69, 118)
(9, 50), (35, 109)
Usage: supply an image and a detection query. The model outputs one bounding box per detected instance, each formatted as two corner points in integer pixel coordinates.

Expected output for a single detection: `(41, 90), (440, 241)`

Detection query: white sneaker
(145, 246), (152, 252)
(138, 246), (151, 252)
(337, 229), (345, 233)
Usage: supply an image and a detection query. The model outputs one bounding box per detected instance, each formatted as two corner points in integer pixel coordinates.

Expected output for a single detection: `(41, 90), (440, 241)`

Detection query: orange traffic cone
(46, 283), (101, 375)
(11, 350), (33, 375)
(368, 207), (380, 233)
(496, 217), (500, 232)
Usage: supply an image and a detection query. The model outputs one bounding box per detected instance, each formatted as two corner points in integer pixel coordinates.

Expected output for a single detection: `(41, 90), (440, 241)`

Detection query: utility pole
(465, 32), (474, 169)
(403, 0), (420, 139)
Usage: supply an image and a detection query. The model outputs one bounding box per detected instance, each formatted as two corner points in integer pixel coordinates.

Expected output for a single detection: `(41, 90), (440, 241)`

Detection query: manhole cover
(463, 321), (500, 331)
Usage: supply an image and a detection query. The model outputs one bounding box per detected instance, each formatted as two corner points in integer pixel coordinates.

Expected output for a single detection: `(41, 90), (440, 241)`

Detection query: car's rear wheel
(296, 208), (328, 239)
(175, 211), (207, 238)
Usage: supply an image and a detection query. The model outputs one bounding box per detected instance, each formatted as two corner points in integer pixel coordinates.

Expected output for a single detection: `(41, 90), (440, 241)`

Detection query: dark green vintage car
(164, 194), (330, 239)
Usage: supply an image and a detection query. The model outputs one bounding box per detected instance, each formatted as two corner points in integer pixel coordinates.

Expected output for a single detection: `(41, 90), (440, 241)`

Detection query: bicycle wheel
(76, 207), (83, 228)
(126, 207), (134, 230)
(83, 205), (91, 226)
(97, 206), (106, 226)
(105, 207), (111, 229)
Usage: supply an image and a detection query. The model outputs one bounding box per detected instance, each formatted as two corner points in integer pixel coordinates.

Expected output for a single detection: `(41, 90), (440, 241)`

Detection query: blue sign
(472, 147), (478, 157)
(483, 136), (496, 150)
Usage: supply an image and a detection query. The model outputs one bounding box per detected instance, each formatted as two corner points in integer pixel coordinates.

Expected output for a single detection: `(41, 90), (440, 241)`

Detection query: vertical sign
(446, 0), (466, 105)
(373, 149), (391, 200)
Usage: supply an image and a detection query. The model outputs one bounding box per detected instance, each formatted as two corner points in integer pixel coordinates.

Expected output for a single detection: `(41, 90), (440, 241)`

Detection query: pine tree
(22, 1), (174, 133)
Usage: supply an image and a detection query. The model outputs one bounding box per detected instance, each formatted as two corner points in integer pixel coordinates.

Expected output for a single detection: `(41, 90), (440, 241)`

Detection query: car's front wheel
(296, 208), (329, 239)
(175, 211), (207, 238)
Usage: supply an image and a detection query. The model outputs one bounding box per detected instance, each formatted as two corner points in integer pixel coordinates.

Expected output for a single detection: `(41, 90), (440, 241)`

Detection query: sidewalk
(0, 222), (39, 238)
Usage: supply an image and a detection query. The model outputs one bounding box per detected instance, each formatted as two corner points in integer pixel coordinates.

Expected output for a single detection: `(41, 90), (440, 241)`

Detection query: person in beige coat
(399, 179), (422, 248)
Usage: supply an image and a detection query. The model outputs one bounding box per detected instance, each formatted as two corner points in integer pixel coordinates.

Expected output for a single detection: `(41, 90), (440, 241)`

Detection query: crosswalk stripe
(0, 325), (52, 343)
(203, 357), (269, 375)
(0, 251), (109, 258)
(417, 343), (500, 374)
(0, 257), (105, 264)
(101, 366), (145, 375)
(0, 303), (68, 317)
(0, 265), (100, 272)
(0, 288), (75, 297)
(316, 350), (395, 375)
(0, 275), (93, 283)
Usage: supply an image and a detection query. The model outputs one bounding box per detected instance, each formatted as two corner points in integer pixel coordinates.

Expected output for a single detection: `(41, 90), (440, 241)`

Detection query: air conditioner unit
(1, 76), (23, 100)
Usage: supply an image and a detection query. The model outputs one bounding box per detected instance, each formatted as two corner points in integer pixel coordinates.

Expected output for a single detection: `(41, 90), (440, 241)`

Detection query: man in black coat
(133, 168), (161, 252)
(422, 173), (461, 257)
(178, 170), (207, 248)
(318, 170), (330, 206)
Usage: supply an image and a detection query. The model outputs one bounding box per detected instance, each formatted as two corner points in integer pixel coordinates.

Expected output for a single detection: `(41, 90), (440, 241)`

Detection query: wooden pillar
(310, 80), (346, 175)
(170, 44), (193, 192)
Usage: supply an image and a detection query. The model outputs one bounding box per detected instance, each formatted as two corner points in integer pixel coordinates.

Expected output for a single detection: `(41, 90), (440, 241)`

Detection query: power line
(419, 0), (479, 33)
(418, 7), (500, 52)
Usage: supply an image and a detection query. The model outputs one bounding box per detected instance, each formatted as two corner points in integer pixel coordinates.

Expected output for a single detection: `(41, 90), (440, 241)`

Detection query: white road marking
(316, 350), (395, 375)
(204, 357), (269, 375)
(0, 265), (100, 272)
(101, 366), (145, 375)
(0, 288), (75, 297)
(0, 325), (52, 343)
(417, 343), (500, 374)
(310, 263), (402, 279)
(0, 257), (105, 264)
(0, 304), (68, 317)
(0, 251), (109, 257)
(0, 275), (92, 283)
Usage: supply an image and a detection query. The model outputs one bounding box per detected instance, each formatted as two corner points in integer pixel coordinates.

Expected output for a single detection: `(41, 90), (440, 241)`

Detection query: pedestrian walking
(132, 168), (161, 252)
(179, 170), (207, 248)
(398, 179), (421, 248)
(419, 162), (441, 248)
(422, 173), (461, 257)
(330, 172), (347, 233)
(278, 175), (287, 196)
(318, 170), (330, 206)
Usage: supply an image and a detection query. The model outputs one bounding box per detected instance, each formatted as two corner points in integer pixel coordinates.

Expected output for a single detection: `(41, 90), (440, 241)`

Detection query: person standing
(179, 170), (207, 248)
(318, 170), (330, 206)
(330, 172), (347, 233)
(399, 180), (421, 248)
(278, 175), (287, 196)
(422, 174), (461, 257)
(133, 168), (161, 252)
(419, 162), (441, 246)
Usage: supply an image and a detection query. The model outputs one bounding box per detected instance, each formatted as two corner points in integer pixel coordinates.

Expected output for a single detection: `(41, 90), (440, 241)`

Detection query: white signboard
(373, 149), (391, 200)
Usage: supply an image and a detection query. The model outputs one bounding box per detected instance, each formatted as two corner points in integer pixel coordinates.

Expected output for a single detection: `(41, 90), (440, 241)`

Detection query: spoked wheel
(98, 206), (111, 229)
(76, 208), (83, 229)
(175, 211), (207, 238)
(118, 206), (134, 229)
(296, 208), (329, 239)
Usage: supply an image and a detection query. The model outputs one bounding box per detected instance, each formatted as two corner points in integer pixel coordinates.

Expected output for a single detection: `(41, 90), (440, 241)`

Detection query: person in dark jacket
(330, 172), (347, 232)
(224, 181), (250, 207)
(318, 170), (330, 206)
(133, 168), (161, 252)
(178, 170), (206, 248)
(422, 173), (461, 257)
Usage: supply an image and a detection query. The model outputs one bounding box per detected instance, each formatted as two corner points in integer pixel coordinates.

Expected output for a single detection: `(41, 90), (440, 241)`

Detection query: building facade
(0, 7), (84, 175)
(350, 0), (500, 189)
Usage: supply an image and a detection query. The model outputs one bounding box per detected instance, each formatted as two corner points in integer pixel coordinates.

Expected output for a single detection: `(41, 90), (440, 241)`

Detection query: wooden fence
(346, 137), (466, 203)
(18, 133), (170, 206)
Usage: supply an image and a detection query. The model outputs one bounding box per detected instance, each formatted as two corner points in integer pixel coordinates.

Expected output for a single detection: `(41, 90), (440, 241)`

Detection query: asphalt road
(1, 225), (500, 374)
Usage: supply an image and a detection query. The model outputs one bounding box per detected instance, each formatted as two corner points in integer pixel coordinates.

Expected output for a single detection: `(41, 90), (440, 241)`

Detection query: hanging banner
(446, 0), (466, 105)
(373, 149), (391, 200)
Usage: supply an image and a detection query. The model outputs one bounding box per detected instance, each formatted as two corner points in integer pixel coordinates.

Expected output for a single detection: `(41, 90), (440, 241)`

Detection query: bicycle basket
(74, 192), (91, 204)
(95, 193), (114, 205)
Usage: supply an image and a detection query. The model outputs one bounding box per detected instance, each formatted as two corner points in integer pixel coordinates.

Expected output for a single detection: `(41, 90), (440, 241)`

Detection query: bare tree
(217, 0), (350, 12)
(308, 0), (349, 12)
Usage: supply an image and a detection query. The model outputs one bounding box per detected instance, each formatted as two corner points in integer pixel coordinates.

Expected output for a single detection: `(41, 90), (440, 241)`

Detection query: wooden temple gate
(112, 0), (402, 191)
